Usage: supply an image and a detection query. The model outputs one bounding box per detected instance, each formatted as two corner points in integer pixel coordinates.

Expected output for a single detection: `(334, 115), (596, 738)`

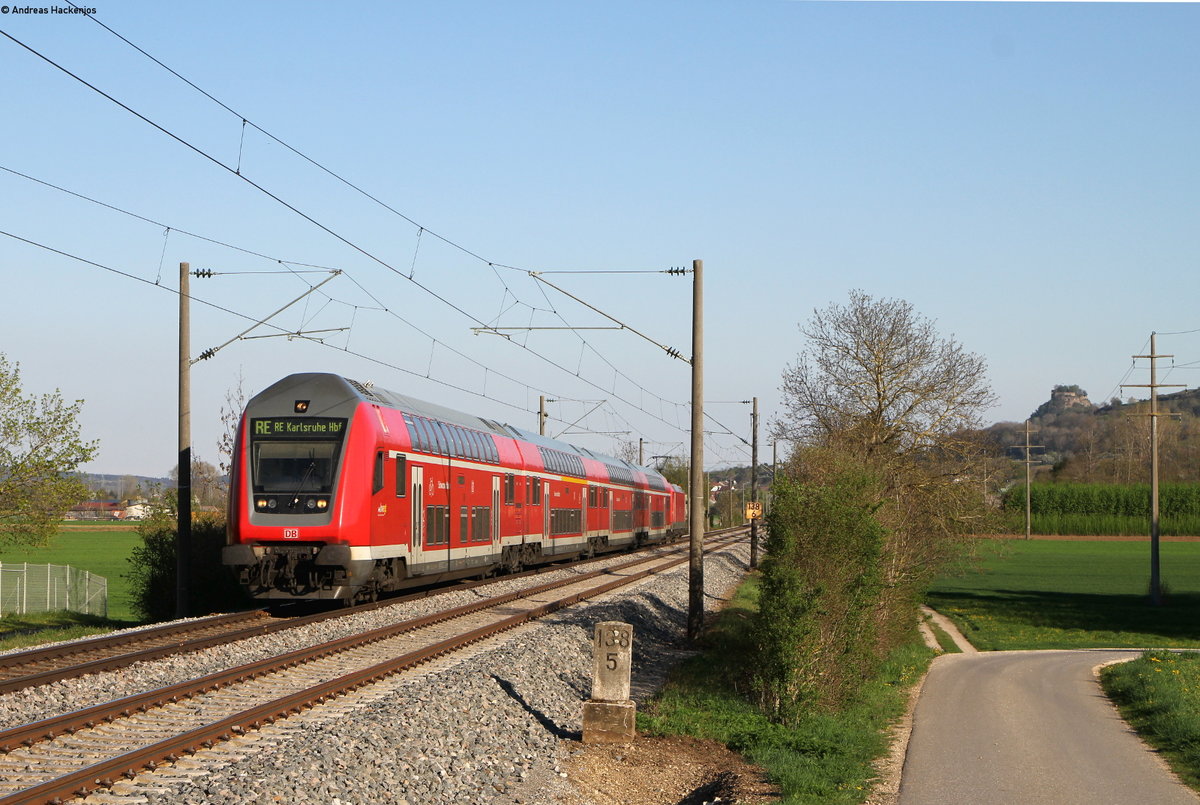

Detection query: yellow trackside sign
(745, 501), (763, 520)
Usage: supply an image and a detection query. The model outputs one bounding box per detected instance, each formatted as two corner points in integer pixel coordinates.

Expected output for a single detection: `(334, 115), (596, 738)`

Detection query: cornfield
(1002, 483), (1200, 536)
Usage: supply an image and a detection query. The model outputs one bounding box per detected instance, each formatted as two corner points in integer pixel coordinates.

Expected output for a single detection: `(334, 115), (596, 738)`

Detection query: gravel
(41, 541), (752, 805)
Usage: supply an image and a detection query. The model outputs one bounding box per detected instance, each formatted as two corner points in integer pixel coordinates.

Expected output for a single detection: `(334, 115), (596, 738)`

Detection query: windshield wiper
(288, 458), (318, 509)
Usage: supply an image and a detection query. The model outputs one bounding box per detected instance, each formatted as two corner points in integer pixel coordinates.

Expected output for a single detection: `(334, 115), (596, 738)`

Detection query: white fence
(0, 563), (108, 617)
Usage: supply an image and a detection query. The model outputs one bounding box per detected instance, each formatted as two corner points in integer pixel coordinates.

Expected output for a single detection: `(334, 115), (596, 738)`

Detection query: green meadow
(928, 539), (1200, 651)
(0, 525), (143, 645)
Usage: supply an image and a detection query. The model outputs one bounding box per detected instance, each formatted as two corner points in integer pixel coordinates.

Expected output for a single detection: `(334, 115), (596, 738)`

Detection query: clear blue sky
(2, 1), (1197, 477)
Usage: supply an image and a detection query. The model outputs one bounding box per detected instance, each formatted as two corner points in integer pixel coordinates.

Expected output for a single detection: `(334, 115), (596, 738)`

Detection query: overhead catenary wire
(2, 26), (752, 451)
(27, 13), (720, 424)
(0, 157), (694, 439)
(0, 227), (713, 451)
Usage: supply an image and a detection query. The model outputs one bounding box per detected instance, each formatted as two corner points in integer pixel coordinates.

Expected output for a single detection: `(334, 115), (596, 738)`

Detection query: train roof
(251, 373), (673, 487)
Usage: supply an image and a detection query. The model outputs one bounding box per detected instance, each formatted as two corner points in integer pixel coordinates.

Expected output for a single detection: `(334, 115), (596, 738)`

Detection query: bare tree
(218, 370), (249, 479)
(777, 290), (996, 453)
(771, 292), (1002, 646)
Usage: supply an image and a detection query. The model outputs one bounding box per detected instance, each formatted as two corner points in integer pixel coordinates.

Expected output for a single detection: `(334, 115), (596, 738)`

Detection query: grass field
(641, 575), (933, 804)
(0, 525), (143, 624)
(927, 539), (1200, 650)
(1102, 651), (1200, 790)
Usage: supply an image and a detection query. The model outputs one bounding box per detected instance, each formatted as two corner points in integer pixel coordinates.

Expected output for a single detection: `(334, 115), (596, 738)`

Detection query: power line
(4, 27), (751, 448)
(0, 164), (340, 271)
(3, 158), (711, 442)
(41, 13), (710, 423)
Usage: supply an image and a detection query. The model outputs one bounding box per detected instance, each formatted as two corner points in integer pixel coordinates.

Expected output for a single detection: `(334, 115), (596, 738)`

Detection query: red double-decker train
(223, 373), (686, 603)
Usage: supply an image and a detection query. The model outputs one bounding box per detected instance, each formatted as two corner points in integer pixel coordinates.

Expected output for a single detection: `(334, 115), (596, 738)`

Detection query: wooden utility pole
(687, 259), (705, 641)
(1126, 333), (1184, 606)
(177, 262), (192, 619)
(639, 437), (644, 466)
(539, 395), (547, 436)
(750, 397), (759, 568)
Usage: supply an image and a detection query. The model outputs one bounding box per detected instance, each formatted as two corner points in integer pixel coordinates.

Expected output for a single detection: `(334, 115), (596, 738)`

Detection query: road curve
(898, 650), (1200, 805)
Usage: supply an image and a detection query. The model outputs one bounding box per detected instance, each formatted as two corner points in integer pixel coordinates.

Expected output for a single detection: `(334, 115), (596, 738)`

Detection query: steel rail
(0, 529), (738, 696)
(0, 530), (746, 805)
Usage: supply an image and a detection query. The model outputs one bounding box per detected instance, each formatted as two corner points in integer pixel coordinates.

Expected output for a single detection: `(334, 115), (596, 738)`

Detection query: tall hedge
(753, 469), (887, 723)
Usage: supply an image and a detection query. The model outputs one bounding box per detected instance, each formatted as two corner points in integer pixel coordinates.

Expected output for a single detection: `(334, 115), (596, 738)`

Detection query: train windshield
(249, 417), (348, 494)
(253, 442), (340, 493)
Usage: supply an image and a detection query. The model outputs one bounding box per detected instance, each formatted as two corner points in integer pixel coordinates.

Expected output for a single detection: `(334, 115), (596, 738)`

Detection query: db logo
(282, 528), (300, 539)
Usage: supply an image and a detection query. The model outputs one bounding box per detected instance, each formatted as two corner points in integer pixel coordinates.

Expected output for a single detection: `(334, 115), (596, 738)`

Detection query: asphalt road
(898, 650), (1200, 805)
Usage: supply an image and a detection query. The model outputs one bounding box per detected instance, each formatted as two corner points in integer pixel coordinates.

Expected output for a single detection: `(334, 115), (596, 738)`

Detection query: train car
(222, 373), (687, 603)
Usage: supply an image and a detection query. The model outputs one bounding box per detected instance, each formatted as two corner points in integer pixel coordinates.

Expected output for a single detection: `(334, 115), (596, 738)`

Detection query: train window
(425, 505), (449, 545)
(504, 474), (515, 504)
(473, 506), (490, 542)
(588, 486), (596, 508)
(372, 451), (385, 494)
(460, 428), (473, 459)
(458, 427), (472, 459)
(449, 425), (465, 458)
(471, 430), (485, 461)
(460, 506), (470, 543)
(395, 455), (407, 497)
(412, 417), (431, 453)
(430, 421), (447, 455)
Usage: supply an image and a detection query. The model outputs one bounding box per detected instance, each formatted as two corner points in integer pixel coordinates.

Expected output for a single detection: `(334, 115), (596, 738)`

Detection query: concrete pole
(1150, 332), (1161, 606)
(177, 262), (192, 619)
(750, 397), (759, 568)
(687, 259), (705, 641)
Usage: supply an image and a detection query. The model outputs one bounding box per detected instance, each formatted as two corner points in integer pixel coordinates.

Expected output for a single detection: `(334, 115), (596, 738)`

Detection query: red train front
(223, 373), (687, 603)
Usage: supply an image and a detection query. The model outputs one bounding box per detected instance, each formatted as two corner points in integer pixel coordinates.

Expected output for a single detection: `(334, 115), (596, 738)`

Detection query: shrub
(126, 501), (248, 621)
(754, 465), (887, 723)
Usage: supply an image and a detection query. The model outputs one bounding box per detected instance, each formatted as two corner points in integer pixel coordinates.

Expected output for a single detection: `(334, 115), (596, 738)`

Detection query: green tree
(0, 354), (98, 545)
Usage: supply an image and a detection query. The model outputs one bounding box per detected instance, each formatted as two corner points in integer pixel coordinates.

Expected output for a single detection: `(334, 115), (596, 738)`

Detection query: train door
(608, 489), (615, 535)
(371, 450), (406, 545)
(492, 476), (501, 550)
(410, 465), (426, 568)
(543, 480), (550, 540)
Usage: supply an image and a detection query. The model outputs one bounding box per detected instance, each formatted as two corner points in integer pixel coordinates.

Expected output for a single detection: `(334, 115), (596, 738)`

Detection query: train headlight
(306, 498), (316, 510)
(256, 498), (268, 510)
(267, 498), (277, 510)
(316, 499), (328, 510)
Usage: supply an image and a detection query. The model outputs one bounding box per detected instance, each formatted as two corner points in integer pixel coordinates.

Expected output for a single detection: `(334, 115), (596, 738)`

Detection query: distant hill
(79, 473), (172, 501)
(983, 385), (1200, 483)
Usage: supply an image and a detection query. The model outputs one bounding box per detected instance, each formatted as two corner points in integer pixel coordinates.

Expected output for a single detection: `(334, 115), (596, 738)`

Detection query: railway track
(0, 529), (741, 699)
(0, 529), (746, 804)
